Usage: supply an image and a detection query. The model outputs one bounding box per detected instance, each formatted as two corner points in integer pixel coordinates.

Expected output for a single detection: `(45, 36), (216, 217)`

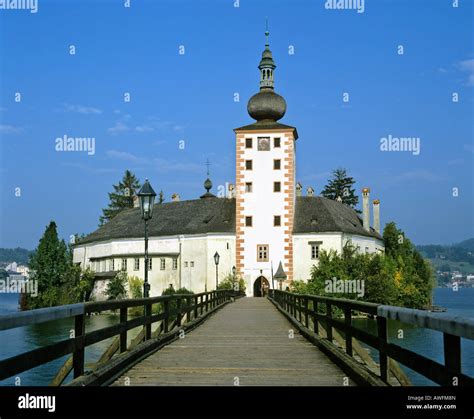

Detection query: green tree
(100, 170), (141, 225)
(217, 273), (246, 293)
(158, 190), (165, 204)
(320, 168), (360, 212)
(27, 221), (73, 308)
(106, 271), (128, 300)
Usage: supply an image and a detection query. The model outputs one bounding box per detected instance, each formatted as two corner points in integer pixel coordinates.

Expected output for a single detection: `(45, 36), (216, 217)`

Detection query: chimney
(373, 199), (380, 234)
(362, 188), (370, 231)
(296, 182), (302, 197)
(133, 195), (140, 208)
(172, 193), (180, 202)
(307, 186), (314, 197)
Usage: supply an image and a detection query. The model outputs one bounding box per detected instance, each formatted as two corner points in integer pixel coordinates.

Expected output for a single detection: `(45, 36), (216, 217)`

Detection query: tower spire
(259, 20), (276, 90)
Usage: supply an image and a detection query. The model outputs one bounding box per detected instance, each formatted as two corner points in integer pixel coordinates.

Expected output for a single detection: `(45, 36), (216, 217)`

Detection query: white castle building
(73, 32), (384, 297)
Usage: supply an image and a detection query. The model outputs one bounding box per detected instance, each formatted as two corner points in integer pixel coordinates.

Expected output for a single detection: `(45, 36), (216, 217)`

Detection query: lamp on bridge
(274, 262), (287, 291)
(138, 179), (156, 298)
(214, 252), (220, 290)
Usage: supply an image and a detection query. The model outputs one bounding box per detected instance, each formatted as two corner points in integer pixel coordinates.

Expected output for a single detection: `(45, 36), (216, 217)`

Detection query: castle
(73, 31), (384, 297)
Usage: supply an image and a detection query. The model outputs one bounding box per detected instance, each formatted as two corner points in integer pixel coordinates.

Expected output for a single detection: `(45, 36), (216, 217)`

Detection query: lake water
(0, 288), (473, 386)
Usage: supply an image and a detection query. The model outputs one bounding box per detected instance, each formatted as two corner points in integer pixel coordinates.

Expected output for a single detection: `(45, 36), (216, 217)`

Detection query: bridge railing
(0, 289), (238, 384)
(268, 289), (474, 386)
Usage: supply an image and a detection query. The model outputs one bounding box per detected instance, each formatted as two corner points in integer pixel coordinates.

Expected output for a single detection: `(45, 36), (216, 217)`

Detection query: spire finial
(205, 158), (211, 177)
(265, 18), (269, 46)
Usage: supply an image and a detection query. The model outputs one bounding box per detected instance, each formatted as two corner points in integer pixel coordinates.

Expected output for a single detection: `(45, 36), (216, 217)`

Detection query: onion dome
(247, 26), (287, 122)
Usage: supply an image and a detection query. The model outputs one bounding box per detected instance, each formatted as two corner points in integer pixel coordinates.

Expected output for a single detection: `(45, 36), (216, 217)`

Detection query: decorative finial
(205, 158), (211, 177)
(265, 18), (269, 46)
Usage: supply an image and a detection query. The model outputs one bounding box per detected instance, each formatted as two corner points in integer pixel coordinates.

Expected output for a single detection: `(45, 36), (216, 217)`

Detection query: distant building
(73, 31), (384, 297)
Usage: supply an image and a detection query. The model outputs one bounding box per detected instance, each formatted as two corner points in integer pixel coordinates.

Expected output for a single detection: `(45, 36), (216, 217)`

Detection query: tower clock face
(257, 137), (270, 151)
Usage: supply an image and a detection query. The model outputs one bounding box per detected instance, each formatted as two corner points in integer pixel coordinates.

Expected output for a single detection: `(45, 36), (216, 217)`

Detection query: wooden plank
(111, 298), (351, 387)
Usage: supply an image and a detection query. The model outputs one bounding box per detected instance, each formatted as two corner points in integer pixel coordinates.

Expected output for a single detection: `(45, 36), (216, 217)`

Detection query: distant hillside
(0, 247), (33, 265)
(417, 239), (474, 275)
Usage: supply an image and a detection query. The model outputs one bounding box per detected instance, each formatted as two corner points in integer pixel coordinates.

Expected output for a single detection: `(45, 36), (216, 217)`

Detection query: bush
(128, 275), (144, 316)
(106, 271), (128, 300)
(217, 273), (246, 293)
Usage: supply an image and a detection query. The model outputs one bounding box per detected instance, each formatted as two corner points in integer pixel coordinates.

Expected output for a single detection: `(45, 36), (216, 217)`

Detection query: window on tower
(245, 182), (253, 193)
(273, 159), (281, 170)
(257, 245), (269, 262)
(245, 216), (253, 227)
(274, 215), (281, 226)
(245, 160), (253, 170)
(273, 181), (281, 192)
(245, 138), (252, 148)
(274, 137), (281, 148)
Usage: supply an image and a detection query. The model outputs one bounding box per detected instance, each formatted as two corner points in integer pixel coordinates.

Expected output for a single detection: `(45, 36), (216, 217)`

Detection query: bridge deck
(112, 297), (351, 386)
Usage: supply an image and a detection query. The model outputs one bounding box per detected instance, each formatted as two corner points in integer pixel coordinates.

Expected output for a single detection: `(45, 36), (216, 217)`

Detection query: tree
(100, 170), (141, 225)
(217, 273), (246, 293)
(105, 271), (128, 300)
(320, 168), (359, 212)
(27, 221), (73, 308)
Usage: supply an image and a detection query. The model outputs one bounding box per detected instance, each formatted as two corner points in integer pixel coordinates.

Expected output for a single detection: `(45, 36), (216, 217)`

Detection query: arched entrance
(253, 276), (270, 297)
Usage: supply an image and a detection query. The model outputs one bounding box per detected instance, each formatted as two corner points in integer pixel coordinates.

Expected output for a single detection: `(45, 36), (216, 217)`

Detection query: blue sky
(0, 0), (473, 249)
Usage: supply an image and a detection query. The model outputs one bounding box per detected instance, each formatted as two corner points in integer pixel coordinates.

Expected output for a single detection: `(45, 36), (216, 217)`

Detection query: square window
(273, 159), (281, 170)
(172, 258), (178, 270)
(274, 215), (281, 226)
(148, 258), (153, 270)
(190, 261), (194, 267)
(245, 160), (253, 170)
(121, 258), (127, 271)
(134, 258), (140, 271)
(110, 259), (115, 271)
(184, 261), (188, 268)
(245, 138), (252, 148)
(160, 258), (165, 270)
(245, 182), (253, 193)
(257, 245), (269, 262)
(311, 245), (319, 260)
(245, 216), (253, 227)
(274, 182), (281, 192)
(274, 137), (281, 148)
(257, 137), (270, 151)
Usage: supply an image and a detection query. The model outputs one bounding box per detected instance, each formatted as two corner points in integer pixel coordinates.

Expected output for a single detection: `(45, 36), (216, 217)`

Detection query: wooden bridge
(0, 289), (473, 387)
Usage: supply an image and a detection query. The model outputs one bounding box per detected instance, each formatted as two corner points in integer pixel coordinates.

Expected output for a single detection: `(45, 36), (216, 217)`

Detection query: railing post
(313, 298), (318, 335)
(73, 313), (85, 378)
(206, 293), (209, 312)
(145, 302), (152, 340)
(304, 297), (309, 328)
(326, 302), (333, 343)
(194, 296), (198, 319)
(120, 307), (127, 353)
(377, 315), (388, 382)
(344, 306), (353, 356)
(200, 295), (204, 315)
(298, 296), (302, 323)
(187, 296), (192, 322)
(163, 300), (169, 333)
(176, 298), (182, 327)
(443, 333), (461, 375)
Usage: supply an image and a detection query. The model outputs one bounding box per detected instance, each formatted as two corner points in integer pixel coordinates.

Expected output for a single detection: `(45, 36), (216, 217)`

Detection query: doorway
(253, 276), (270, 297)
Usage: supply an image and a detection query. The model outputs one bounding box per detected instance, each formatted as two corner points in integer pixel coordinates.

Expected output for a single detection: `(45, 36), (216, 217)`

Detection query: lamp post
(274, 261), (287, 291)
(214, 252), (220, 290)
(137, 179), (156, 298)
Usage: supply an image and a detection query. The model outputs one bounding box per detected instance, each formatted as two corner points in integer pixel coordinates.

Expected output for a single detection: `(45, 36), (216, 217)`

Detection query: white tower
(234, 28), (298, 296)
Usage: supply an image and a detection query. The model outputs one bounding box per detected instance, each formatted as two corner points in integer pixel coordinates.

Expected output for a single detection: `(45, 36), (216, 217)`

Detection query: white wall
(73, 233), (236, 298)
